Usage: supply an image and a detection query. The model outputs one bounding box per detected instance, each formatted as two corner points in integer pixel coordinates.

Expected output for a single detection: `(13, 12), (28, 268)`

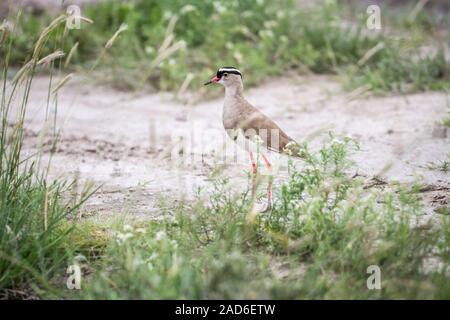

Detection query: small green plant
(443, 118), (450, 128)
(443, 101), (450, 128)
(428, 150), (450, 173)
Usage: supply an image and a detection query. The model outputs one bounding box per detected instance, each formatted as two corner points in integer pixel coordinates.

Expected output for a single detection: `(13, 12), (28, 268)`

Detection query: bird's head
(204, 67), (243, 88)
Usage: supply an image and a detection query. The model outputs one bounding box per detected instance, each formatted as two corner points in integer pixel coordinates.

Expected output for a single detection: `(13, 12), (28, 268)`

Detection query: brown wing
(236, 102), (300, 156)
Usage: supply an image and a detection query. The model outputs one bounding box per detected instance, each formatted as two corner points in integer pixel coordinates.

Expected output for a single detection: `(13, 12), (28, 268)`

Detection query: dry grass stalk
(357, 42), (385, 67)
(77, 16), (94, 24)
(0, 20), (13, 48)
(346, 84), (372, 101)
(408, 0), (430, 22)
(52, 73), (73, 95)
(33, 15), (67, 59)
(11, 60), (36, 84)
(37, 50), (65, 67)
(177, 73), (194, 98)
(149, 40), (185, 72)
(105, 23), (128, 49)
(164, 15), (178, 41)
(141, 15), (185, 84)
(89, 23), (128, 73)
(64, 42), (79, 69)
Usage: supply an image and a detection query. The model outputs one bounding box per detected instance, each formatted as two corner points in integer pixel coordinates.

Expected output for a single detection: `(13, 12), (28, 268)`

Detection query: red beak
(204, 76), (220, 85)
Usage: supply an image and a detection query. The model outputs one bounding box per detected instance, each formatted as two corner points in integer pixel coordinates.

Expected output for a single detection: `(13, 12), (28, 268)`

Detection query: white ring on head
(218, 67), (242, 75)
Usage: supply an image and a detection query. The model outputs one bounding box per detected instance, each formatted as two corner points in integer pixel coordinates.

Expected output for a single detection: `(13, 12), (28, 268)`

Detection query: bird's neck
(223, 84), (244, 107)
(222, 84), (245, 129)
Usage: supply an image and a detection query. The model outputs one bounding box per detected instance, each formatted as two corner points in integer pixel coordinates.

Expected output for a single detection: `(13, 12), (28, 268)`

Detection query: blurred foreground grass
(2, 0), (449, 93)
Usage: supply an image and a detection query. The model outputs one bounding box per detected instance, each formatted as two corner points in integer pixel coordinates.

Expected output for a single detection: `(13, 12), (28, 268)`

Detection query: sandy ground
(19, 74), (449, 220)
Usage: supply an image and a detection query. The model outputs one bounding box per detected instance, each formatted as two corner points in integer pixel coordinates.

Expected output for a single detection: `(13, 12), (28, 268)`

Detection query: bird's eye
(223, 73), (228, 77)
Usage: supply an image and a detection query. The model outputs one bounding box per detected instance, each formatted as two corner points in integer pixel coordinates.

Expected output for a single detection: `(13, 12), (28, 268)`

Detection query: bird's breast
(222, 102), (241, 130)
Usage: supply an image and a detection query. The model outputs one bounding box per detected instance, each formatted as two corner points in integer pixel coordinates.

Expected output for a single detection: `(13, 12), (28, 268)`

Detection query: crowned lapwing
(204, 67), (301, 211)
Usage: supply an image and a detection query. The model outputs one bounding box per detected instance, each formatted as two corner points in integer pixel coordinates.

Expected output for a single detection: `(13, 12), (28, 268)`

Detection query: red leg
(249, 152), (257, 198)
(261, 154), (273, 209)
(249, 152), (257, 174)
(261, 154), (272, 170)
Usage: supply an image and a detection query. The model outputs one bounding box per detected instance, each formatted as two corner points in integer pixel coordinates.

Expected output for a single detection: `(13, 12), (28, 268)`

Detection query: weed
(443, 98), (450, 128)
(428, 150), (450, 173)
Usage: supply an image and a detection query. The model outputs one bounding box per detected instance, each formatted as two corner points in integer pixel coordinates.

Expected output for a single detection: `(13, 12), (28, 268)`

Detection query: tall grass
(0, 13), (93, 298)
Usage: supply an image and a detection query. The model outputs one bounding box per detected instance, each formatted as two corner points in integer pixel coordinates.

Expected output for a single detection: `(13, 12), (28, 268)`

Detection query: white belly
(224, 129), (283, 175)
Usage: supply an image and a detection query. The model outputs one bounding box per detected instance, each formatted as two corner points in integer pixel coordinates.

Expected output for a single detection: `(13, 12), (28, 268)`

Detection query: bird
(204, 67), (302, 211)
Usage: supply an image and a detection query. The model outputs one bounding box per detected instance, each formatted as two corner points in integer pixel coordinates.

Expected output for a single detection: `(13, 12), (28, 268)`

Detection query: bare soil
(21, 75), (449, 220)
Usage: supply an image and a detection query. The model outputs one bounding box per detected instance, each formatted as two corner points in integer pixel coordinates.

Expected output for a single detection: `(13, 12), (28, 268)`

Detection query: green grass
(0, 14), (94, 298)
(2, 0), (449, 93)
(428, 150), (450, 173)
(443, 118), (450, 128)
(59, 136), (450, 299)
(443, 102), (450, 128)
